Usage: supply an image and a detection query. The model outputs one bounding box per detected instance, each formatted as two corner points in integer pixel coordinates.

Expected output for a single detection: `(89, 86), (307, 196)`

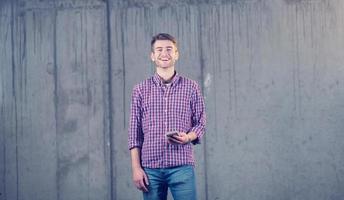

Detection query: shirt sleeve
(189, 82), (206, 145)
(128, 85), (144, 150)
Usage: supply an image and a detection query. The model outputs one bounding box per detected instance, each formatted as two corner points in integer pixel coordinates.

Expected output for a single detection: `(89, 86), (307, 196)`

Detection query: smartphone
(165, 131), (179, 138)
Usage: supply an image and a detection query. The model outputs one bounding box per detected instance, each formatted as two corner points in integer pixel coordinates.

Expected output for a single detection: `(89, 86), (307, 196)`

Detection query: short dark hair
(151, 33), (177, 52)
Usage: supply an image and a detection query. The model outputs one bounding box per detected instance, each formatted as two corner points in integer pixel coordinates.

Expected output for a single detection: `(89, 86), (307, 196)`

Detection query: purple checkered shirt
(128, 72), (206, 168)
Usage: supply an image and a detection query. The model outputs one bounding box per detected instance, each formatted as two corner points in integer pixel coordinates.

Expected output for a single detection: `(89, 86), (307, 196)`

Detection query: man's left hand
(167, 132), (190, 145)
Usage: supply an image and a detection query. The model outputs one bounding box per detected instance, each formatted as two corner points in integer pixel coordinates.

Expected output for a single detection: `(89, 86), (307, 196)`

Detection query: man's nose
(160, 50), (168, 56)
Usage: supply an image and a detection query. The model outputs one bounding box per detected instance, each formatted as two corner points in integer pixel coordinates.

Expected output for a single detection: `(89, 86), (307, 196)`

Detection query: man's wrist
(186, 134), (191, 144)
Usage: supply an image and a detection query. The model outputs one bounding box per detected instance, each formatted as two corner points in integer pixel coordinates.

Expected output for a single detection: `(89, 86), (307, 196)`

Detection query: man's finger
(172, 135), (185, 143)
(143, 173), (149, 186)
(140, 180), (149, 192)
(168, 137), (182, 144)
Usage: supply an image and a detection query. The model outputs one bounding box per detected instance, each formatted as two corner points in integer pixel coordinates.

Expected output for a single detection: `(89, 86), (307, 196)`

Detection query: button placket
(163, 87), (169, 133)
(163, 87), (170, 165)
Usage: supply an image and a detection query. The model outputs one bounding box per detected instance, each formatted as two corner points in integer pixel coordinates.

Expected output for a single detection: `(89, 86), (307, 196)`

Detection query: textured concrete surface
(1, 0), (344, 199)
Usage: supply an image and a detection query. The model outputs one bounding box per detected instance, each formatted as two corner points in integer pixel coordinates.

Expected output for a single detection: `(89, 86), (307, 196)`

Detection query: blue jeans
(143, 165), (197, 200)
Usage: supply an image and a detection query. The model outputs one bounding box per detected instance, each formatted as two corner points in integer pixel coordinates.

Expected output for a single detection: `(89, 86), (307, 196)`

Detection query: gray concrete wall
(1, 0), (344, 199)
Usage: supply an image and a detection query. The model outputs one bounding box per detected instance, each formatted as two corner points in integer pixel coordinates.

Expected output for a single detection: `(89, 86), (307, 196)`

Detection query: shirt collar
(153, 71), (180, 87)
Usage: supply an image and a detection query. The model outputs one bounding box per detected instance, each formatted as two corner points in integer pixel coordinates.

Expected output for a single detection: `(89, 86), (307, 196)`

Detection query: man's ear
(150, 52), (155, 61)
(175, 50), (179, 60)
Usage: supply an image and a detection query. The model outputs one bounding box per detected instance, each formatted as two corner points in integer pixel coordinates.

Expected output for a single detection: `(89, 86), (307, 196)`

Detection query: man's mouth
(158, 57), (170, 61)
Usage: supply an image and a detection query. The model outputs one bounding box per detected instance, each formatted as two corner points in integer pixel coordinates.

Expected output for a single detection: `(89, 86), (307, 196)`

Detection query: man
(128, 33), (206, 200)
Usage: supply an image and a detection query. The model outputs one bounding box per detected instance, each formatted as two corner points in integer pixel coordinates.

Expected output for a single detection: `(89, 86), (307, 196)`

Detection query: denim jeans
(143, 165), (197, 200)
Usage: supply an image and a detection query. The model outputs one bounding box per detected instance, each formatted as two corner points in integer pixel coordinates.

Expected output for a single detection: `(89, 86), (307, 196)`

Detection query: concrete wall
(1, 0), (344, 199)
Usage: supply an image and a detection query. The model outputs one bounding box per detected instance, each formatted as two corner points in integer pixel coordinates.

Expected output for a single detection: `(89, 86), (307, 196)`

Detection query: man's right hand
(132, 167), (149, 192)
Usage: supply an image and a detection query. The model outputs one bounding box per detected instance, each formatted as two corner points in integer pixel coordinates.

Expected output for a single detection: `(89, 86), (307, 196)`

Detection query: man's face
(151, 40), (179, 69)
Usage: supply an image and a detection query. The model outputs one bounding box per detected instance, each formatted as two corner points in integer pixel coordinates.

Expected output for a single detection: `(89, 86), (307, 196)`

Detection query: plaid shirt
(128, 72), (206, 168)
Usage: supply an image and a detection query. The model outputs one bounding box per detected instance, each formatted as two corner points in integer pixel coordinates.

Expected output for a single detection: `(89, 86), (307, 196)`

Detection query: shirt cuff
(189, 127), (204, 145)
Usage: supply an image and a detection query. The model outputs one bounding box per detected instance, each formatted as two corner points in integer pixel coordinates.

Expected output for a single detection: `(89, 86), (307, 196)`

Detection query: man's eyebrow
(154, 46), (174, 49)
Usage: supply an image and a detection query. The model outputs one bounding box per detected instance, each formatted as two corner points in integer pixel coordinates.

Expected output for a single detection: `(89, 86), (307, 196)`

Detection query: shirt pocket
(142, 93), (163, 134)
(171, 95), (192, 131)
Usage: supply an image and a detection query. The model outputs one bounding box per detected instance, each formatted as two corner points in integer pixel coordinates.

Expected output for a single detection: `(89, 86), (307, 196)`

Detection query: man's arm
(188, 82), (206, 144)
(128, 85), (144, 149)
(128, 85), (148, 192)
(130, 147), (149, 192)
(167, 82), (206, 145)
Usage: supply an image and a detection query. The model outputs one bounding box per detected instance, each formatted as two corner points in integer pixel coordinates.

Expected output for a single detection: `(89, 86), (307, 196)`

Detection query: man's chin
(157, 65), (174, 69)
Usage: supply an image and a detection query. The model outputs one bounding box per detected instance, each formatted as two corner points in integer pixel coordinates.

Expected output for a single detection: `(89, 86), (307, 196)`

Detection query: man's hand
(132, 167), (149, 192)
(167, 132), (191, 145)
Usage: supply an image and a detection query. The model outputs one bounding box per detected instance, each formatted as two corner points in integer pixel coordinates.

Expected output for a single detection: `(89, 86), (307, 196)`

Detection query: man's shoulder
(133, 76), (154, 90)
(178, 75), (199, 89)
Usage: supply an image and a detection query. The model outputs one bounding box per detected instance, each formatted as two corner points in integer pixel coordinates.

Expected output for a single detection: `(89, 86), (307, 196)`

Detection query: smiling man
(128, 33), (206, 200)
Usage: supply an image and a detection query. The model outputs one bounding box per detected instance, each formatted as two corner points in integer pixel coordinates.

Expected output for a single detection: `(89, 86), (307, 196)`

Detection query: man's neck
(156, 67), (175, 82)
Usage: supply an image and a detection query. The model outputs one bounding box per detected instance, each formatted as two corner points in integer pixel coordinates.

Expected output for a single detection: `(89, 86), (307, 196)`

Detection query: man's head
(150, 33), (179, 69)
(151, 33), (177, 51)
